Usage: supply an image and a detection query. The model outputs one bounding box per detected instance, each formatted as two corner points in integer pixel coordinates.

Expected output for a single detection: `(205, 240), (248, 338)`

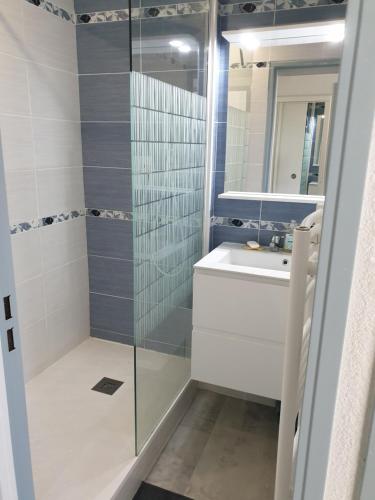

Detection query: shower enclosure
(131, 72), (207, 451)
(0, 0), (209, 497)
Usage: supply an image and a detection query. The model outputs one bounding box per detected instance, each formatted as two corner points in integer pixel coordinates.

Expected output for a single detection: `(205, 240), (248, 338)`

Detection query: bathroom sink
(194, 242), (291, 281)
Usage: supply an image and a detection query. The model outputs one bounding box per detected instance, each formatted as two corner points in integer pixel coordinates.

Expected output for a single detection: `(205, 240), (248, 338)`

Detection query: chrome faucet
(269, 235), (283, 252)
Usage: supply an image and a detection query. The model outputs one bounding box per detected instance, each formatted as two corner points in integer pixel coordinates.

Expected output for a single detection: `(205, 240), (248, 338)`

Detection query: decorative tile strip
(220, 0), (276, 16)
(259, 220), (293, 231)
(211, 216), (259, 229)
(10, 209), (85, 235)
(211, 216), (296, 232)
(276, 0), (347, 9)
(76, 1), (209, 24)
(76, 9), (130, 23)
(25, 0), (75, 23)
(177, 2), (210, 15)
(86, 208), (133, 221)
(219, 0), (347, 15)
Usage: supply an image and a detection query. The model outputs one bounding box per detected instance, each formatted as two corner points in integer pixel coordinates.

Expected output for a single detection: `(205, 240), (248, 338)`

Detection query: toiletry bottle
(284, 220), (297, 251)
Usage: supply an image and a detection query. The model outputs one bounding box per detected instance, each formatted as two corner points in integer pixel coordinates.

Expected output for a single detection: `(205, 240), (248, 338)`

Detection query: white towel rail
(274, 209), (322, 500)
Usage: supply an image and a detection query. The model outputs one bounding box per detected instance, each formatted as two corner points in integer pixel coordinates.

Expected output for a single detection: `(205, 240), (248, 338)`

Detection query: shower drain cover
(92, 377), (124, 395)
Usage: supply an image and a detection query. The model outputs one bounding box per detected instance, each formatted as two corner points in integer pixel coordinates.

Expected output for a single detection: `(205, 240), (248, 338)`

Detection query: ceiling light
(239, 33), (260, 51)
(179, 44), (191, 53)
(169, 39), (183, 48)
(327, 24), (345, 43)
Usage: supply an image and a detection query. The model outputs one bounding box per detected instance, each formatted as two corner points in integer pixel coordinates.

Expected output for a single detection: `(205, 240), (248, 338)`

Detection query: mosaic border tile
(76, 1), (209, 24)
(86, 208), (133, 221)
(10, 209), (85, 235)
(276, 0), (347, 9)
(220, 0), (275, 16)
(219, 0), (347, 16)
(211, 216), (259, 229)
(25, 0), (75, 23)
(259, 220), (294, 231)
(211, 216), (295, 232)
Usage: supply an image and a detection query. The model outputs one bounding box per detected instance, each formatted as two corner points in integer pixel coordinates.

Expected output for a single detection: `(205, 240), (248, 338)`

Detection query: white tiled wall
(0, 0), (90, 381)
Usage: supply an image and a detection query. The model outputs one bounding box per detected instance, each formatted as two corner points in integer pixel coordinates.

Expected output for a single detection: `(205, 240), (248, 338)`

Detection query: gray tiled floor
(147, 390), (279, 500)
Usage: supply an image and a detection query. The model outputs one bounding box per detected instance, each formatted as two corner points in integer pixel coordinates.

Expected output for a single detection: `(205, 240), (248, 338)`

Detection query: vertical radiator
(274, 210), (323, 500)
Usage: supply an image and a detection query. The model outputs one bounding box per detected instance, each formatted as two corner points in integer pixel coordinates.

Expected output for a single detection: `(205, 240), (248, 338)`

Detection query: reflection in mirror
(222, 22), (344, 197)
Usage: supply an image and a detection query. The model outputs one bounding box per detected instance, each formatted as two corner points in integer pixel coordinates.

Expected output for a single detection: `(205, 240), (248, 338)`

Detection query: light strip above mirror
(219, 192), (325, 205)
(222, 21), (345, 49)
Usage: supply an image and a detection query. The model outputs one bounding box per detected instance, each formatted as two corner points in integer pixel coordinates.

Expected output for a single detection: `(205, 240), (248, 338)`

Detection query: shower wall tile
(1, 0), (90, 379)
(27, 63), (80, 121)
(135, 14), (208, 73)
(260, 201), (317, 223)
(47, 296), (90, 366)
(90, 292), (134, 337)
(16, 276), (45, 329)
(76, 0), (134, 345)
(220, 11), (275, 31)
(214, 123), (227, 170)
(133, 70), (207, 97)
(23, 1), (78, 73)
(81, 123), (131, 168)
(214, 198), (262, 220)
(36, 167), (85, 215)
(20, 319), (49, 382)
(33, 119), (83, 169)
(0, 0), (24, 59)
(56, 0), (75, 12)
(212, 225), (259, 248)
(88, 255), (133, 298)
(5, 170), (38, 225)
(86, 217), (133, 260)
(0, 54), (30, 116)
(0, 116), (34, 171)
(44, 257), (89, 315)
(83, 167), (132, 211)
(274, 4), (347, 23)
(91, 328), (134, 346)
(11, 230), (43, 285)
(76, 21), (130, 74)
(44, 257), (88, 313)
(75, 0), (128, 13)
(40, 217), (88, 273)
(79, 74), (131, 122)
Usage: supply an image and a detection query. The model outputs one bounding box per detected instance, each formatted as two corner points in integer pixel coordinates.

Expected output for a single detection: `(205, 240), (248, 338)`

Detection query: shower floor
(25, 338), (135, 500)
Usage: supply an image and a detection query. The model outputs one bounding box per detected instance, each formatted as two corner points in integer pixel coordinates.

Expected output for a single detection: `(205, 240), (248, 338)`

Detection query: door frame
(293, 0), (375, 498)
(0, 134), (35, 499)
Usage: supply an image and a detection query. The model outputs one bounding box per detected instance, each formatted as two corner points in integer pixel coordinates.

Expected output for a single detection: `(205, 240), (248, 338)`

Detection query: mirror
(221, 22), (344, 197)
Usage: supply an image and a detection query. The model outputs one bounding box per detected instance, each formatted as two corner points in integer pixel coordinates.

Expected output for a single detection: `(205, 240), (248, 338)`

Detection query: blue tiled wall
(76, 9), (134, 345)
(76, 0), (209, 347)
(211, 0), (347, 249)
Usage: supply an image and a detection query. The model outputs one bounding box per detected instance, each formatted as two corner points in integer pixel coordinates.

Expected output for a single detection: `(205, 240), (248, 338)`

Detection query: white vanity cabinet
(192, 243), (290, 400)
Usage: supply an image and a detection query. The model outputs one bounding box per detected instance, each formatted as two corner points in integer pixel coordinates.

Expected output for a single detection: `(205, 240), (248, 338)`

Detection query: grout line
(0, 111), (81, 124)
(0, 49), (78, 78)
(88, 254), (134, 263)
(90, 291), (134, 301)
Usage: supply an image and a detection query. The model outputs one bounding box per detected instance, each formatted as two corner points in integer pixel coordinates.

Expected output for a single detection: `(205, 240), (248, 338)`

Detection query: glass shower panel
(131, 72), (206, 452)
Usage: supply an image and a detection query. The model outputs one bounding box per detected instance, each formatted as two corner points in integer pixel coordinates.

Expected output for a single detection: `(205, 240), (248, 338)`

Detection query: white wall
(277, 73), (338, 98)
(323, 119), (375, 499)
(0, 0), (89, 381)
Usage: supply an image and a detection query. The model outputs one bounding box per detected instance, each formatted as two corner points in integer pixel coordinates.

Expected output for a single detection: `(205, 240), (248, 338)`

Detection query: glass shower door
(131, 72), (206, 452)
